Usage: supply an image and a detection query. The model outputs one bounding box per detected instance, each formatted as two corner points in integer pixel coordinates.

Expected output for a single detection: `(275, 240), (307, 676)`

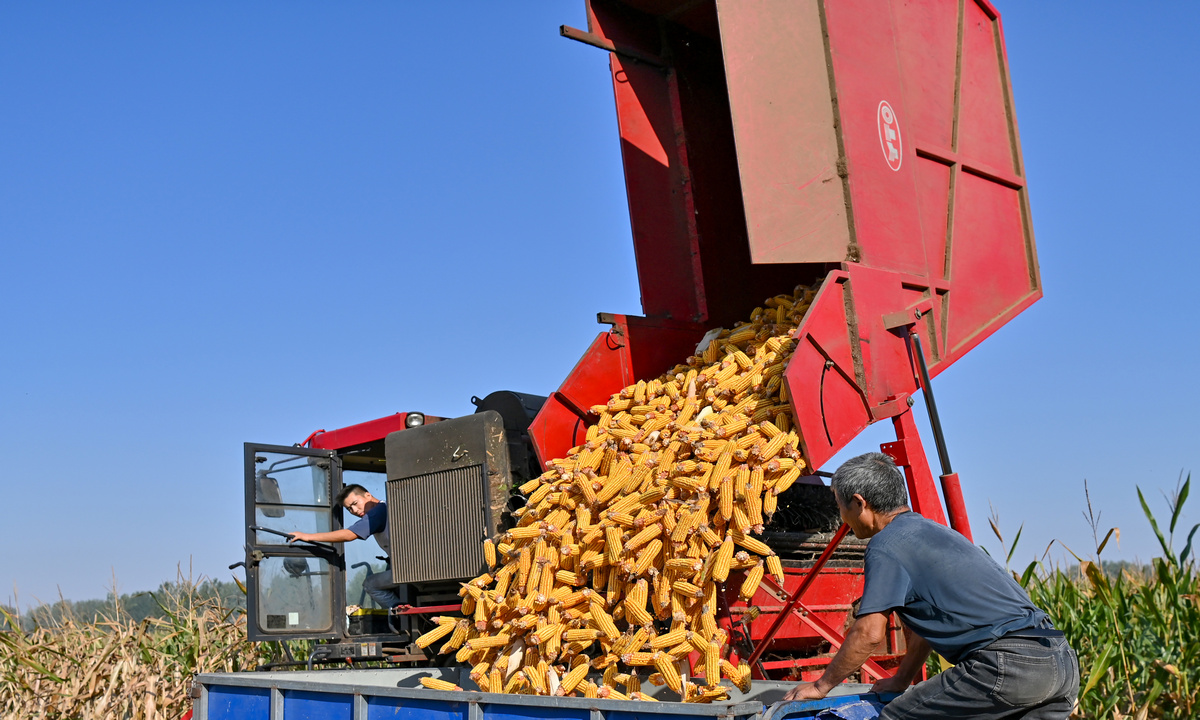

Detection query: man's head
(830, 452), (909, 538)
(335, 484), (379, 518)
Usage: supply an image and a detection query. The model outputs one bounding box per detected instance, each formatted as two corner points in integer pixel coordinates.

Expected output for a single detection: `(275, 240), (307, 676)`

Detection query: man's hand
(288, 531), (314, 544)
(782, 681), (828, 702)
(869, 674), (912, 694)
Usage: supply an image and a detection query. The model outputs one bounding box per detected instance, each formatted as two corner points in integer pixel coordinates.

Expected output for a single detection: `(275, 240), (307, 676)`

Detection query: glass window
(342, 470), (390, 608)
(252, 450), (333, 543)
(256, 556), (334, 633)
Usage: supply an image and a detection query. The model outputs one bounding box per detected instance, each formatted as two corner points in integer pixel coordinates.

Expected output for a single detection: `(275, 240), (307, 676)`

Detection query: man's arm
(871, 624), (931, 693)
(782, 612), (889, 701)
(288, 529), (358, 544)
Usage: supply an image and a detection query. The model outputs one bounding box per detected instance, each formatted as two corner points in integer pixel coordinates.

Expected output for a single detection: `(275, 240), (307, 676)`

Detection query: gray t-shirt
(348, 502), (390, 553)
(858, 511), (1049, 664)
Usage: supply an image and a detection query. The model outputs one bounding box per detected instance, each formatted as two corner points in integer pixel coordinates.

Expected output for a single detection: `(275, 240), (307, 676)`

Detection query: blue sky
(2, 1), (1197, 606)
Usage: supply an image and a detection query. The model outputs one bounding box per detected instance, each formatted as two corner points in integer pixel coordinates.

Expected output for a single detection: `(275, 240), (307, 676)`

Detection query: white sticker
(288, 612), (299, 626)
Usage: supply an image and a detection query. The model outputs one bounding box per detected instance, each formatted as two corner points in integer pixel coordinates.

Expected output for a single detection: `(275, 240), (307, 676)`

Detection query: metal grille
(387, 464), (488, 584)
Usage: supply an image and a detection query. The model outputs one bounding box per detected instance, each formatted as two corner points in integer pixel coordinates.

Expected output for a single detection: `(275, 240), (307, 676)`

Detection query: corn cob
(739, 561), (765, 601)
(420, 677), (462, 692)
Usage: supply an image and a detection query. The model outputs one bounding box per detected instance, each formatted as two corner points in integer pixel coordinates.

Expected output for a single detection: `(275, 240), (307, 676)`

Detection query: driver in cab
(289, 484), (403, 609)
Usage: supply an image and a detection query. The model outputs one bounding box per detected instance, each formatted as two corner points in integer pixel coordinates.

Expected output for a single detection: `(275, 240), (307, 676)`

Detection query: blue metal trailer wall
(193, 668), (891, 720)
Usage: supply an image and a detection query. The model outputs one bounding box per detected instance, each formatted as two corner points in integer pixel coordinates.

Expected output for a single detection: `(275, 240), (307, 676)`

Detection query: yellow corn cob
(622, 651), (656, 666)
(484, 538), (497, 569)
(558, 662), (590, 695)
(719, 477), (733, 521)
(650, 628), (687, 649)
(467, 634), (511, 650)
(734, 662), (752, 692)
(503, 668), (526, 693)
(565, 628), (601, 643)
(624, 523), (662, 552)
(713, 535), (735, 582)
(704, 642), (720, 686)
(653, 653), (683, 694)
(524, 665), (546, 694)
(420, 677), (462, 692)
(603, 663), (620, 689)
(604, 523), (624, 568)
(625, 670), (642, 695)
(672, 580), (704, 599)
(518, 547), (532, 590)
(732, 529), (772, 556)
(732, 504), (752, 533)
(665, 557), (703, 574)
(592, 566), (608, 592)
(719, 659), (739, 679)
(701, 607), (718, 639)
(598, 686), (630, 700)
(590, 600), (620, 639)
(763, 489), (779, 518)
(415, 620), (456, 649)
(533, 622), (563, 645)
(632, 539), (662, 576)
(766, 554), (785, 584)
(739, 562), (765, 601)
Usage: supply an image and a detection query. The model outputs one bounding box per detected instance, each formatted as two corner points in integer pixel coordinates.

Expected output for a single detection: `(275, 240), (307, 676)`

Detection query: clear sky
(2, 1), (1197, 607)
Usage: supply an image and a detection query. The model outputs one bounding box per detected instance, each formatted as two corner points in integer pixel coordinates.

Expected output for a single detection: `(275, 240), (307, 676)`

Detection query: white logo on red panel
(877, 101), (902, 171)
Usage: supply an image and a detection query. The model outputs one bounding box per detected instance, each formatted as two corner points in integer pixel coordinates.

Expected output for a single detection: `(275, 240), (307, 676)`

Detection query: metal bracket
(559, 25), (666, 68)
(882, 297), (935, 331)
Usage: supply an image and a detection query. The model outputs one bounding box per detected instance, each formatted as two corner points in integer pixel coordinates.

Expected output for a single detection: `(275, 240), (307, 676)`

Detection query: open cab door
(243, 443), (345, 642)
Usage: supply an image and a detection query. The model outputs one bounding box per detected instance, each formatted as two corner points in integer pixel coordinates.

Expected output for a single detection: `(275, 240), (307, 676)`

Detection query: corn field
(990, 474), (1199, 719)
(3, 478), (1196, 719)
(0, 575), (279, 720)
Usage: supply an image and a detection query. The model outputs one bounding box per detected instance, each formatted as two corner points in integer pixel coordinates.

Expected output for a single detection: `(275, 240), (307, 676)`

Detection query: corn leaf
(1169, 473), (1190, 534)
(1007, 523), (1024, 566)
(1138, 487), (1176, 564)
(1080, 641), (1116, 700)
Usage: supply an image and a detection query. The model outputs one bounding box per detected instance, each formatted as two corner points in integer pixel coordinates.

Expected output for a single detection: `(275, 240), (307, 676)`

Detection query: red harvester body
(530, 0), (1040, 680)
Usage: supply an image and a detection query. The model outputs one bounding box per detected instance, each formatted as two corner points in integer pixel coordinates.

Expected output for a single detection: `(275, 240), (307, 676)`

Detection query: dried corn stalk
(416, 284), (818, 701)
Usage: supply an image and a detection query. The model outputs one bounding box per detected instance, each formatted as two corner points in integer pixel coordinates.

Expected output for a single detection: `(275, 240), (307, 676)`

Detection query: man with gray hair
(782, 452), (1078, 718)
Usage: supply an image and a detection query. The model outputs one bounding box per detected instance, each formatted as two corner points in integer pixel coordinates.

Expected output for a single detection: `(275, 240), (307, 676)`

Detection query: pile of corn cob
(416, 284), (818, 701)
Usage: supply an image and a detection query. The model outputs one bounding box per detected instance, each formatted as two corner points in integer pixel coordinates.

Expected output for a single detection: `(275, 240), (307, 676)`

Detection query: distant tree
(15, 578), (247, 630)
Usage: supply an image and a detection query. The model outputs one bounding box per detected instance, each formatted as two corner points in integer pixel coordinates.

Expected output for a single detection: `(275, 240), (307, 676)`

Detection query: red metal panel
(958, 0), (1017, 174)
(822, 0), (929, 277)
(309, 413), (427, 451)
(589, 1), (706, 323)
(892, 0), (959, 151)
(784, 273), (871, 471)
(946, 173), (1033, 354)
(714, 0), (850, 265)
(528, 331), (629, 468)
(914, 158), (953, 282)
(528, 315), (708, 467)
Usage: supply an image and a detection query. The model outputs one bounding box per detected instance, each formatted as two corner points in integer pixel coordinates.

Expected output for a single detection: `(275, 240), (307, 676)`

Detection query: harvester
(213, 0), (1040, 716)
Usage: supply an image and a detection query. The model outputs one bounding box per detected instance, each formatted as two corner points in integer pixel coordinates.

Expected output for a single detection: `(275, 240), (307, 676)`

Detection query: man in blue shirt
(289, 484), (403, 609)
(782, 453), (1078, 718)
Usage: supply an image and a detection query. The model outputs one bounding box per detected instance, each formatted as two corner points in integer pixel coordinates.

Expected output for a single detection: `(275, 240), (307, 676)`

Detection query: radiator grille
(387, 464), (489, 584)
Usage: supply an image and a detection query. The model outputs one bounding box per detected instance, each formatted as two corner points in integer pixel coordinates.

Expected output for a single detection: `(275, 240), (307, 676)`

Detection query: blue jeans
(881, 635), (1079, 719)
(363, 570), (404, 609)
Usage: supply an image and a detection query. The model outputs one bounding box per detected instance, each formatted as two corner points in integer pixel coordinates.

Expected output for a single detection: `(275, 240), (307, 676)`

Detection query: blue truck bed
(192, 667), (894, 720)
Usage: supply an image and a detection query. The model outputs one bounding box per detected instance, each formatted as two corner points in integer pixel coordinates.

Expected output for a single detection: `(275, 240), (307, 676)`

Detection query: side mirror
(256, 473), (285, 518)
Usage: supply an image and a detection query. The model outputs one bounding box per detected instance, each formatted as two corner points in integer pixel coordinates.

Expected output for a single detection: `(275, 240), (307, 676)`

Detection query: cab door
(243, 443), (345, 642)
